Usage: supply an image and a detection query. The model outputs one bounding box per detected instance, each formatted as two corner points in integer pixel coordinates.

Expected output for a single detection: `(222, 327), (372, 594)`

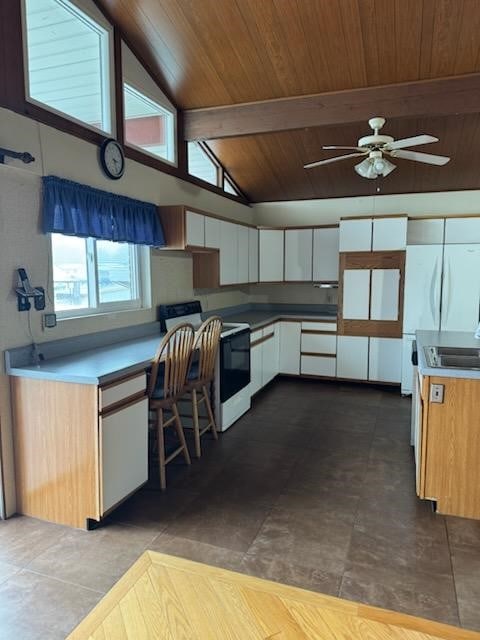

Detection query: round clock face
(100, 139), (125, 179)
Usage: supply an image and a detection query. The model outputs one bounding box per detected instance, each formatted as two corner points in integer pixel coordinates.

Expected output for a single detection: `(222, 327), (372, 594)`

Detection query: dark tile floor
(1, 378), (480, 639)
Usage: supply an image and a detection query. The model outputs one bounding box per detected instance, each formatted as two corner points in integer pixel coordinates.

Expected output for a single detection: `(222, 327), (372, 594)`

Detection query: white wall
(253, 191), (480, 226)
(0, 107), (253, 517)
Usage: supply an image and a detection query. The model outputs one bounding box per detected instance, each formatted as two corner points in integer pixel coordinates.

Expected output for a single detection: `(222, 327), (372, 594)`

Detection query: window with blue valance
(42, 175), (166, 247)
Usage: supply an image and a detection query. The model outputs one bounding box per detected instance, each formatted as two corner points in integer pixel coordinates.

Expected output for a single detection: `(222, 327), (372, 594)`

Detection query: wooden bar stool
(185, 316), (223, 458)
(148, 322), (195, 490)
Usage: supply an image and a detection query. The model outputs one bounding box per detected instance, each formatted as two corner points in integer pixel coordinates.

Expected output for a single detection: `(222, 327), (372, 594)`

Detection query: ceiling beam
(184, 73), (480, 141)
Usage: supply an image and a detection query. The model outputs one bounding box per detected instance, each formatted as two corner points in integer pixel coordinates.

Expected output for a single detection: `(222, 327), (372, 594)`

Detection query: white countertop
(416, 330), (480, 379)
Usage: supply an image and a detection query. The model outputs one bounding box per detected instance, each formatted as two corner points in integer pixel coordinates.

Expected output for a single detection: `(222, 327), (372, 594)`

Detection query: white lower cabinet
(401, 334), (416, 395)
(101, 396), (149, 514)
(336, 336), (369, 380)
(250, 339), (263, 396)
(368, 338), (402, 383)
(262, 324), (279, 386)
(300, 355), (336, 377)
(279, 321), (301, 374)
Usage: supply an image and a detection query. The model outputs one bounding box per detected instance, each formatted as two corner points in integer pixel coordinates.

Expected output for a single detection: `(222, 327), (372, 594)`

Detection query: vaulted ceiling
(98, 0), (480, 202)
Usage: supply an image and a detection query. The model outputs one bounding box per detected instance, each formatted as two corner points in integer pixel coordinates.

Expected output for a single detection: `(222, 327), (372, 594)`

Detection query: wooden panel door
(336, 336), (369, 380)
(237, 225), (249, 284)
(342, 270), (370, 319)
(279, 321), (300, 374)
(185, 211), (205, 247)
(368, 337), (402, 383)
(339, 219), (372, 252)
(285, 229), (313, 281)
(248, 228), (259, 283)
(259, 230), (284, 282)
(370, 269), (400, 321)
(101, 397), (148, 514)
(313, 227), (339, 281)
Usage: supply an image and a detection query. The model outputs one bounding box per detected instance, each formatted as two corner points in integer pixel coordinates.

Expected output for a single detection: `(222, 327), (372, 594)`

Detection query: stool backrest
(148, 322), (195, 401)
(192, 316), (223, 383)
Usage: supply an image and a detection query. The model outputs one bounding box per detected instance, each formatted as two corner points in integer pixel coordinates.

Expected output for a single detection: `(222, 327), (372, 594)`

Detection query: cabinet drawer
(301, 333), (336, 354)
(301, 321), (337, 332)
(301, 355), (336, 377)
(100, 373), (146, 411)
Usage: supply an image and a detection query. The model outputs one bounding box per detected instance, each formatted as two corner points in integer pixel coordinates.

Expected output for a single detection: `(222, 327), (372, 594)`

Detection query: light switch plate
(430, 383), (444, 404)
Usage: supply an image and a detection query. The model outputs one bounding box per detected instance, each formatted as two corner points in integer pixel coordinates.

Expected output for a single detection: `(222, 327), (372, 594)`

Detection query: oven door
(220, 328), (251, 403)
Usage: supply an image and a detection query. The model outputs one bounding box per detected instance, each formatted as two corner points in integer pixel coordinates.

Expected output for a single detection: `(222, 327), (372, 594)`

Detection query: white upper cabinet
(368, 338), (402, 383)
(285, 229), (313, 281)
(372, 217), (407, 251)
(339, 219), (372, 252)
(259, 230), (284, 282)
(444, 217), (480, 244)
(313, 227), (339, 281)
(370, 269), (400, 321)
(342, 270), (370, 319)
(248, 228), (259, 283)
(441, 244), (480, 332)
(219, 221), (238, 285)
(237, 225), (249, 284)
(185, 211), (205, 247)
(407, 219), (444, 245)
(205, 216), (220, 248)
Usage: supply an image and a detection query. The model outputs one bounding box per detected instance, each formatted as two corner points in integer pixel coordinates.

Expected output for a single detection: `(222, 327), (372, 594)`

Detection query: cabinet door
(301, 332), (336, 354)
(407, 219), (444, 245)
(237, 225), (249, 284)
(403, 245), (443, 333)
(372, 217), (407, 250)
(339, 219), (372, 252)
(250, 342), (263, 396)
(262, 325), (279, 385)
(101, 397), (148, 514)
(219, 221), (238, 285)
(300, 355), (336, 377)
(248, 228), (259, 283)
(368, 337), (402, 383)
(279, 321), (300, 374)
(370, 269), (400, 321)
(313, 227), (339, 281)
(259, 230), (284, 281)
(336, 336), (369, 380)
(401, 334), (415, 396)
(441, 245), (480, 332)
(285, 229), (313, 281)
(185, 211), (205, 247)
(205, 217), (220, 248)
(342, 270), (370, 319)
(445, 217), (480, 244)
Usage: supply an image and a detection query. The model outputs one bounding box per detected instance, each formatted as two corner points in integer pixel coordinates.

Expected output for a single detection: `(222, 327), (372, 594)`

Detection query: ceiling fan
(304, 117), (450, 179)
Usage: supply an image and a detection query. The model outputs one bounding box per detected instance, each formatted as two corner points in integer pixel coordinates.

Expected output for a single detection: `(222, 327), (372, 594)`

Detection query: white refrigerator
(402, 244), (480, 394)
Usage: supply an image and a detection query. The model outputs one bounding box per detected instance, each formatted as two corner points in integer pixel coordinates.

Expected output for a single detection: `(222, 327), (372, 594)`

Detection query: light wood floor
(68, 551), (480, 640)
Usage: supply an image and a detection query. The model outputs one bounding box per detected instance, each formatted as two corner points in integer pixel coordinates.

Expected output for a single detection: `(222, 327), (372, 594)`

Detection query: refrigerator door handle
(443, 260), (451, 329)
(429, 259), (438, 326)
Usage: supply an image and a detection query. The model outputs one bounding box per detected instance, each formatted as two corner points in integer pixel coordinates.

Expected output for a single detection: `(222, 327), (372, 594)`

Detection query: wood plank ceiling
(98, 0), (480, 201)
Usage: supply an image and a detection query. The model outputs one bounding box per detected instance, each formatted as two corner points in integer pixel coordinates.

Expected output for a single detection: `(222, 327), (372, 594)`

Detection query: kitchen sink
(424, 345), (480, 370)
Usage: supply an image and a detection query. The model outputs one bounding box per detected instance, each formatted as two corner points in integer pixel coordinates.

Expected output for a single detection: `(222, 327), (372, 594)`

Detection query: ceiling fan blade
(304, 152), (367, 169)
(322, 145), (365, 151)
(389, 149), (450, 166)
(385, 135), (438, 150)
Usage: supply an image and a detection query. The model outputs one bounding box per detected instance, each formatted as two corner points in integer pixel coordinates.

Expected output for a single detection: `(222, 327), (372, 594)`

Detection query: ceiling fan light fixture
(377, 158), (396, 177)
(354, 158), (377, 179)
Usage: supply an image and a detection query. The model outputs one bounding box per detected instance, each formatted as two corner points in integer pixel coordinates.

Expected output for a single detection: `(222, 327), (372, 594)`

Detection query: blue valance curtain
(42, 175), (166, 247)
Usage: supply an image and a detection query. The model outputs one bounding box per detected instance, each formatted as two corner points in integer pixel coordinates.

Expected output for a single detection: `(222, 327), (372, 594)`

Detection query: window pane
(96, 240), (136, 303)
(224, 177), (238, 196)
(24, 0), (110, 132)
(188, 142), (218, 185)
(124, 84), (174, 162)
(51, 234), (90, 311)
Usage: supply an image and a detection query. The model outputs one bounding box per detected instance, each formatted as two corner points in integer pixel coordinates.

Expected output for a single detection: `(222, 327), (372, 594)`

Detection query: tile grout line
(444, 518), (463, 628)
(19, 567), (107, 596)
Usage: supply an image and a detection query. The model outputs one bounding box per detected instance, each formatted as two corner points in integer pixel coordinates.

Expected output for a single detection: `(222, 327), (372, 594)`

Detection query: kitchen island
(414, 330), (480, 519)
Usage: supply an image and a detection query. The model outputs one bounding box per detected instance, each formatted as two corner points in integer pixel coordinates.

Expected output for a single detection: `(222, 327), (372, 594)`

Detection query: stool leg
(203, 384), (218, 440)
(172, 403), (191, 465)
(192, 388), (201, 458)
(157, 408), (166, 491)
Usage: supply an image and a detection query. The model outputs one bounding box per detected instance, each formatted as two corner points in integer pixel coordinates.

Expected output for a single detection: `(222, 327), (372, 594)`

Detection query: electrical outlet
(430, 383), (444, 404)
(43, 313), (57, 329)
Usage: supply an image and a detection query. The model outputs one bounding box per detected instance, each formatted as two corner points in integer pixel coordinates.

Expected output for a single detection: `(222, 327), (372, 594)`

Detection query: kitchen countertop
(416, 330), (480, 379)
(6, 308), (337, 385)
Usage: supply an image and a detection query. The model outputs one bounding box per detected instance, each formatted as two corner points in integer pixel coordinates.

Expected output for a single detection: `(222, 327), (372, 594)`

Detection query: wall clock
(99, 138), (125, 180)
